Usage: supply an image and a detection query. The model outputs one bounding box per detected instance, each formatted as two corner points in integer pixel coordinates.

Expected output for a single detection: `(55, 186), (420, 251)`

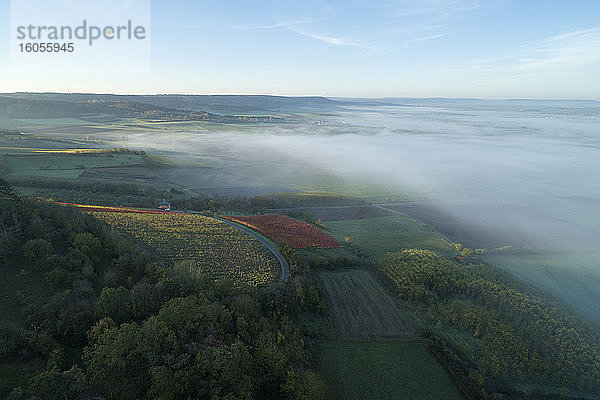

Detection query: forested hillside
(0, 179), (324, 399)
(378, 249), (600, 398)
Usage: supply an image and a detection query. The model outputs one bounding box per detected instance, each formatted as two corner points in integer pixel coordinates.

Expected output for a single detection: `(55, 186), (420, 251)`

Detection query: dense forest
(378, 249), (600, 398)
(0, 179), (325, 399)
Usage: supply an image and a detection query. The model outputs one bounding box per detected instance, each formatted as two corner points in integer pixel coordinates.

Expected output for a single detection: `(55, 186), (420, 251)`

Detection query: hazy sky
(1, 0), (599, 98)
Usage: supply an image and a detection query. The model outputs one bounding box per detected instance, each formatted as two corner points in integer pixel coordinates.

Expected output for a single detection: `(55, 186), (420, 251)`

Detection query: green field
(319, 339), (463, 400)
(3, 152), (147, 179)
(318, 269), (420, 338)
(326, 215), (455, 258)
(315, 267), (459, 398)
(0, 115), (28, 129)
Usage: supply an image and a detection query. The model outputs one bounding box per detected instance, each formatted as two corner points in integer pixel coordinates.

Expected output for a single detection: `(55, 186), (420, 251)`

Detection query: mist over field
(123, 99), (600, 249)
(111, 99), (600, 321)
(3, 94), (600, 395)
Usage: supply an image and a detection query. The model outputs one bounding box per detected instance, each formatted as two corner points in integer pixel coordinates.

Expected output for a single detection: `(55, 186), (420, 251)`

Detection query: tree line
(378, 249), (600, 399)
(8, 176), (361, 214)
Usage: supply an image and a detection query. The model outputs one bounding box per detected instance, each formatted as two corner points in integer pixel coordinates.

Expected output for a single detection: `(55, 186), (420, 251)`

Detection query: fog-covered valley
(108, 99), (600, 321)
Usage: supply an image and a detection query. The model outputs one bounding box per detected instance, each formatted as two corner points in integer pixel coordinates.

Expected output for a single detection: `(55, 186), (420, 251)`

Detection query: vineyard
(222, 214), (341, 248)
(55, 203), (171, 214)
(65, 205), (279, 287)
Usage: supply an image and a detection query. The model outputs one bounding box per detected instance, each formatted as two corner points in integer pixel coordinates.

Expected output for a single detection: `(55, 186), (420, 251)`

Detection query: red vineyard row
(222, 214), (341, 249)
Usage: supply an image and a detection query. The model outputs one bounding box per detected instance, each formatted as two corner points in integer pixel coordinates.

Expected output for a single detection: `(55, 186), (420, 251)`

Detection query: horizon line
(1, 91), (599, 102)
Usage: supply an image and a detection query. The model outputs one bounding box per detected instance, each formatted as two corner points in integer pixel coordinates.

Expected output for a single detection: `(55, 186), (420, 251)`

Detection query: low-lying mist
(117, 99), (600, 320)
(125, 100), (600, 251)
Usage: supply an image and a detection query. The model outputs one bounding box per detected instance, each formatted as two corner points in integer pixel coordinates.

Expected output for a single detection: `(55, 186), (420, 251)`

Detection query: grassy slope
(0, 115), (99, 129)
(318, 269), (420, 338)
(319, 339), (463, 400)
(326, 215), (455, 258)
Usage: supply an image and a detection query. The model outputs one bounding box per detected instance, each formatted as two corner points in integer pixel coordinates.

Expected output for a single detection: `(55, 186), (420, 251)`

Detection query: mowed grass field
(317, 264), (460, 398)
(0, 115), (101, 129)
(318, 269), (420, 338)
(326, 215), (455, 258)
(90, 211), (279, 287)
(319, 339), (463, 400)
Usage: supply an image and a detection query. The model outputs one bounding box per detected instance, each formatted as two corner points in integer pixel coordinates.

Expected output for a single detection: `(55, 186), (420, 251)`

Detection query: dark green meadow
(3, 151), (147, 179)
(294, 212), (477, 399)
(314, 267), (462, 399)
(318, 269), (420, 338)
(318, 339), (463, 400)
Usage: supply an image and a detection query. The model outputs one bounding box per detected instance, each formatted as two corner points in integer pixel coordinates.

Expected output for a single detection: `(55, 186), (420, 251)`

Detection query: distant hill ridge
(0, 93), (344, 115)
(0, 95), (289, 123)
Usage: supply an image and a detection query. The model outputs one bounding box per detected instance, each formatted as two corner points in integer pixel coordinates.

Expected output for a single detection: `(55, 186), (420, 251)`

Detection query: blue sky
(1, 0), (599, 98)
